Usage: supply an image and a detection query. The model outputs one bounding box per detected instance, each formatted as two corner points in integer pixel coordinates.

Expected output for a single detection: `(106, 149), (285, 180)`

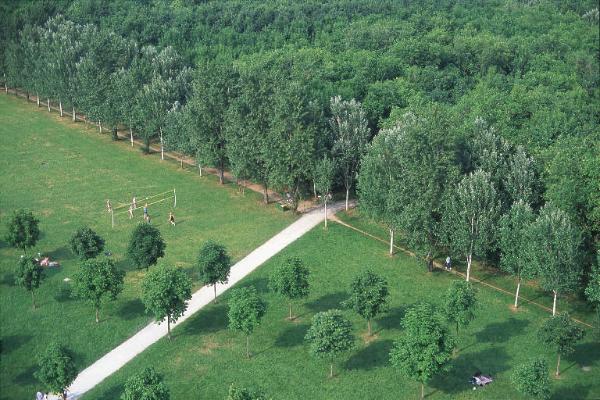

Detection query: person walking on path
(445, 256), (452, 271)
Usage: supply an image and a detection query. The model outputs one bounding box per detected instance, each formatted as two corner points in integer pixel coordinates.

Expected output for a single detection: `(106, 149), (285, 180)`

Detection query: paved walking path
(67, 202), (347, 399)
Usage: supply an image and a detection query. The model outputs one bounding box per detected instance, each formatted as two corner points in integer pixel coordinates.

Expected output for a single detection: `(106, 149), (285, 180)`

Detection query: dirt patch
(360, 332), (379, 344)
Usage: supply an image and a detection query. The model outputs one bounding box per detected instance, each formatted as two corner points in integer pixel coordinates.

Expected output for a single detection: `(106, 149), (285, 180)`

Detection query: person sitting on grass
(168, 211), (176, 226)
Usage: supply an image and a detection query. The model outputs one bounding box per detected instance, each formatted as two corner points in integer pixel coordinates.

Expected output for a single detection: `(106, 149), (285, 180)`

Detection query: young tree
(389, 302), (455, 400)
(538, 313), (585, 377)
(127, 223), (166, 270)
(14, 256), (45, 309)
(585, 253), (600, 335)
(269, 257), (310, 320)
(527, 204), (582, 315)
(121, 366), (170, 400)
(443, 280), (477, 336)
(34, 342), (77, 400)
(330, 96), (370, 211)
(197, 240), (232, 300)
(69, 226), (105, 260)
(511, 358), (551, 400)
(499, 200), (536, 308)
(228, 286), (266, 358)
(444, 169), (499, 281)
(5, 209), (40, 253)
(314, 155), (336, 229)
(305, 309), (355, 378)
(73, 258), (125, 323)
(142, 265), (192, 339)
(343, 270), (389, 336)
(226, 384), (267, 400)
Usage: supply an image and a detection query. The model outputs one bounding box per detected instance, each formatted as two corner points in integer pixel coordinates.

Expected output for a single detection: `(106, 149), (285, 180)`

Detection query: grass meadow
(0, 95), (295, 400)
(86, 222), (600, 399)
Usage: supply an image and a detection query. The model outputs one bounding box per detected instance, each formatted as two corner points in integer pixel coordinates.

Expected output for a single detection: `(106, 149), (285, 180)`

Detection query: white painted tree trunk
(47, 98), (51, 112)
(130, 128), (134, 146)
(514, 279), (521, 308)
(160, 127), (164, 160)
(59, 100), (63, 117)
(99, 121), (102, 134)
(36, 94), (40, 107)
(72, 107), (76, 122)
(345, 187), (350, 211)
(389, 229), (394, 255)
(198, 165), (202, 176)
(466, 254), (472, 281)
(552, 290), (557, 316)
(313, 181), (317, 199)
(324, 201), (328, 229)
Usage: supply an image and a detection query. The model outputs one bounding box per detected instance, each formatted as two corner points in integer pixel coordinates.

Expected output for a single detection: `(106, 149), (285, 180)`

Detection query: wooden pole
(174, 189), (177, 208)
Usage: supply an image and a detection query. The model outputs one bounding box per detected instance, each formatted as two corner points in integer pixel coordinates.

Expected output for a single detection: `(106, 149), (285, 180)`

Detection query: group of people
(106, 196), (175, 226)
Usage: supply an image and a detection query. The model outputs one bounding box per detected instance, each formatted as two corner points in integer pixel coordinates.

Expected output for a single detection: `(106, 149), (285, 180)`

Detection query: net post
(174, 189), (177, 208)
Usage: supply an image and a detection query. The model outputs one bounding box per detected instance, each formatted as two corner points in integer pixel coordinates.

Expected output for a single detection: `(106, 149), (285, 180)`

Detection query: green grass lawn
(0, 94), (295, 400)
(86, 222), (600, 400)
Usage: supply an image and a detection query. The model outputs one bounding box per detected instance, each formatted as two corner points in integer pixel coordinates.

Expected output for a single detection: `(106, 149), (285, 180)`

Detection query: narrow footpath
(68, 202), (345, 399)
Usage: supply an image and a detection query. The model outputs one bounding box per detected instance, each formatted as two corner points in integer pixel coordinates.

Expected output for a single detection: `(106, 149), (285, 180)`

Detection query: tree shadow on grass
(240, 277), (269, 294)
(92, 382), (124, 400)
(569, 342), (600, 367)
(376, 306), (407, 331)
(180, 303), (229, 336)
(551, 384), (592, 400)
(14, 364), (37, 386)
(474, 317), (529, 343)
(1, 334), (32, 355)
(1, 272), (15, 287)
(344, 339), (394, 371)
(275, 324), (309, 348)
(53, 284), (74, 303)
(47, 246), (72, 262)
(430, 346), (510, 395)
(117, 298), (145, 320)
(306, 292), (346, 313)
(115, 258), (138, 273)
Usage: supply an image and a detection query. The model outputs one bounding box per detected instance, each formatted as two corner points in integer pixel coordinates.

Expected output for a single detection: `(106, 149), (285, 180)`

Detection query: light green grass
(0, 94), (295, 400)
(86, 222), (600, 400)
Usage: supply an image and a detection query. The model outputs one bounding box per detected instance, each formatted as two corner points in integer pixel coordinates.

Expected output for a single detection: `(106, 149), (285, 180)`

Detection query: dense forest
(2, 0), (598, 300)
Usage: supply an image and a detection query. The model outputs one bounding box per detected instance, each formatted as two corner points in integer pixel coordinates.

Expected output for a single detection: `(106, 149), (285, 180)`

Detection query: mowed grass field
(0, 95), (295, 400)
(86, 223), (600, 400)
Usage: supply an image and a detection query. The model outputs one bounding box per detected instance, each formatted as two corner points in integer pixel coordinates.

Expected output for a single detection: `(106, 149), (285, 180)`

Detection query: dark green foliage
(5, 209), (40, 253)
(226, 384), (267, 400)
(443, 280), (477, 336)
(228, 286), (266, 358)
(269, 257), (310, 320)
(538, 313), (584, 376)
(121, 367), (170, 400)
(197, 240), (232, 299)
(141, 265), (192, 339)
(343, 269), (388, 335)
(69, 226), (105, 260)
(585, 252), (600, 335)
(389, 302), (454, 399)
(127, 223), (166, 270)
(73, 257), (125, 323)
(34, 342), (77, 400)
(305, 309), (355, 378)
(14, 256), (45, 309)
(511, 358), (551, 400)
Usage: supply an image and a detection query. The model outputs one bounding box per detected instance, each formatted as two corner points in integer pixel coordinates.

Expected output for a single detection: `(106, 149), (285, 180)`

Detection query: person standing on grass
(143, 203), (149, 222)
(128, 205), (134, 219)
(445, 256), (452, 271)
(132, 196), (137, 209)
(168, 212), (175, 226)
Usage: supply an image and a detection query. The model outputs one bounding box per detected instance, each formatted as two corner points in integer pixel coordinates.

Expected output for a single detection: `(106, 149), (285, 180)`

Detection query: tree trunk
(36, 94), (40, 107)
(62, 390), (67, 400)
(330, 363), (334, 378)
(219, 159), (224, 184)
(514, 279), (521, 308)
(368, 319), (372, 336)
(59, 100), (63, 117)
(159, 127), (164, 160)
(313, 181), (317, 199)
(130, 127), (134, 146)
(72, 107), (76, 122)
(389, 229), (394, 255)
(99, 121), (102, 134)
(324, 201), (328, 229)
(263, 185), (269, 204)
(556, 353), (561, 377)
(552, 290), (557, 316)
(289, 302), (293, 320)
(466, 253), (472, 282)
(31, 290), (36, 310)
(214, 284), (217, 300)
(47, 98), (51, 112)
(167, 315), (171, 340)
(421, 383), (424, 400)
(26, 92), (30, 101)
(3, 76), (6, 93)
(112, 127), (118, 141)
(96, 307), (99, 323)
(144, 137), (150, 154)
(198, 164), (202, 176)
(345, 187), (349, 211)
(426, 251), (433, 272)
(246, 335), (250, 359)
